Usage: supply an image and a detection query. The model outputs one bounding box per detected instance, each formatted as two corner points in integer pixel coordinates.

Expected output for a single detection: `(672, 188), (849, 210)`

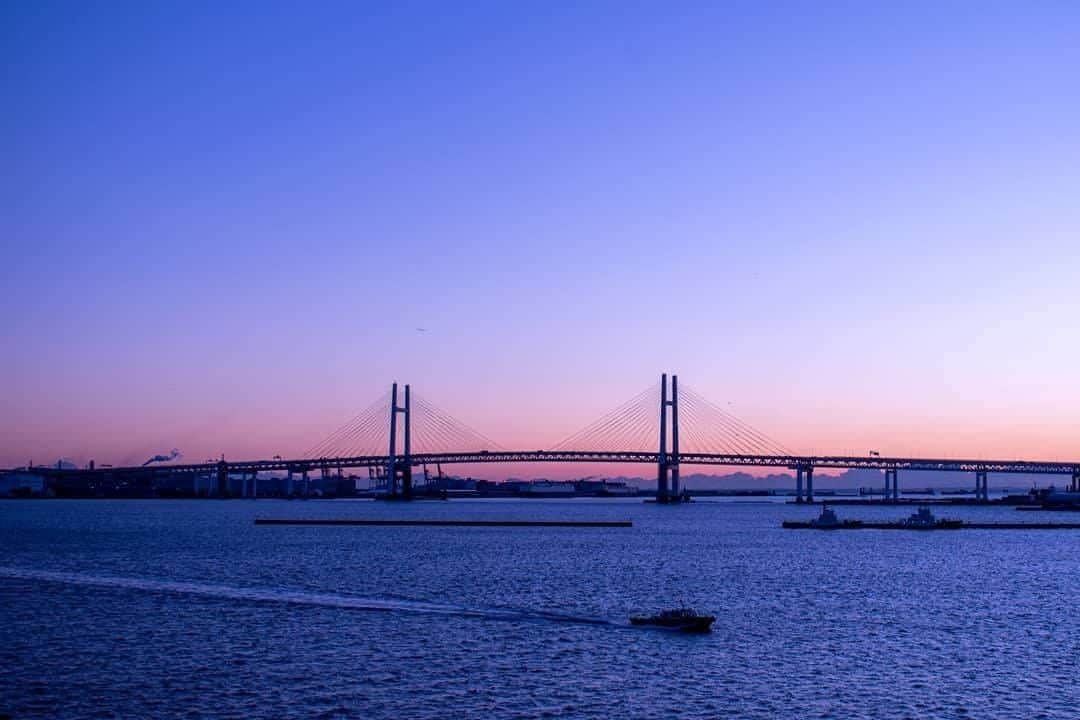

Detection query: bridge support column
(657, 373), (669, 501)
(975, 471), (988, 503)
(805, 466), (814, 503)
(795, 467), (804, 503)
(885, 469), (898, 503)
(388, 382), (399, 497)
(403, 385), (413, 499)
(302, 469), (309, 498)
(670, 375), (680, 498)
(1071, 471), (1079, 493)
(216, 462), (228, 497)
(287, 468), (294, 496)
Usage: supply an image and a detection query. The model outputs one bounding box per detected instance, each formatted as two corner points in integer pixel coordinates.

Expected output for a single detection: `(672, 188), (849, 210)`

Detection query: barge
(783, 506), (1080, 530)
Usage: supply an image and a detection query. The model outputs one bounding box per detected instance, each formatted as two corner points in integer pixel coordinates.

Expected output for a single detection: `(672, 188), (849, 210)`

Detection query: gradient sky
(3, 1), (1078, 473)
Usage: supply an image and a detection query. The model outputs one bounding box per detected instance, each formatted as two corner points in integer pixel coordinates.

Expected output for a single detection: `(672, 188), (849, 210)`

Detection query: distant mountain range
(510, 468), (1061, 491)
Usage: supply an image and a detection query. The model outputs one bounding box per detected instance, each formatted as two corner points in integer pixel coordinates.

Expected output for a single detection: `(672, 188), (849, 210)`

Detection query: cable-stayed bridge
(27, 375), (1080, 501)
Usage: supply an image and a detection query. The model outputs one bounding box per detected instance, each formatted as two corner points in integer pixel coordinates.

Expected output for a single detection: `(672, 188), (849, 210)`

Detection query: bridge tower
(386, 382), (413, 499)
(656, 373), (683, 503)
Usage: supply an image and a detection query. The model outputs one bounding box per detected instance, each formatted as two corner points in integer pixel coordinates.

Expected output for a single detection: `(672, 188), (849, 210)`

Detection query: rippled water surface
(2, 498), (1078, 718)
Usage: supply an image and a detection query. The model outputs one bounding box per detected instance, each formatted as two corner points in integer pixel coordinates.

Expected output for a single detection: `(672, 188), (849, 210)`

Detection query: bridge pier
(884, 469), (898, 502)
(805, 466), (814, 503)
(795, 467), (804, 503)
(286, 468), (294, 496)
(975, 470), (988, 503)
(1071, 471), (1079, 493)
(216, 461), (228, 497)
(302, 469), (309, 498)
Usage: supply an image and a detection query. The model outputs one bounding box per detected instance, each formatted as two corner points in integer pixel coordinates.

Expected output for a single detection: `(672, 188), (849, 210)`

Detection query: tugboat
(782, 504), (863, 529)
(902, 506), (962, 529)
(630, 608), (715, 632)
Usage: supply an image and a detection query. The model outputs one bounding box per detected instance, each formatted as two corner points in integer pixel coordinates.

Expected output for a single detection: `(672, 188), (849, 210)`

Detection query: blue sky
(3, 2), (1078, 468)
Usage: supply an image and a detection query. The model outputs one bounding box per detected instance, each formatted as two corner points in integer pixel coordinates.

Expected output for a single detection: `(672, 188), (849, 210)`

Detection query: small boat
(629, 608), (715, 632)
(902, 506), (962, 529)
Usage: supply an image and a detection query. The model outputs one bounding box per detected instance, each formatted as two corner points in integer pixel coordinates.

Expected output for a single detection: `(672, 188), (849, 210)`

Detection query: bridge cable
(679, 384), (791, 456)
(549, 382), (660, 452)
(304, 392), (391, 459)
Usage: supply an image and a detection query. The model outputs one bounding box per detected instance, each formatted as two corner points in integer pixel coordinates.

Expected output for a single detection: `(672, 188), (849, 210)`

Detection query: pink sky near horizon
(4, 369), (1078, 475)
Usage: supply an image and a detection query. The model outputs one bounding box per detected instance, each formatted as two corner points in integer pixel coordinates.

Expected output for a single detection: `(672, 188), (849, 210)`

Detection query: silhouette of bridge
(30, 374), (1080, 502)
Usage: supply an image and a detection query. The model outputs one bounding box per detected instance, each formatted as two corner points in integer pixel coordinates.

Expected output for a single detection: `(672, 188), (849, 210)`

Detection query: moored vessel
(783, 505), (964, 530)
(901, 506), (962, 529)
(782, 504), (863, 529)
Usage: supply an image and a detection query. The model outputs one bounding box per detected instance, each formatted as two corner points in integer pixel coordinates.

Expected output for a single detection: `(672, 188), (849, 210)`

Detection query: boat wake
(0, 566), (614, 628)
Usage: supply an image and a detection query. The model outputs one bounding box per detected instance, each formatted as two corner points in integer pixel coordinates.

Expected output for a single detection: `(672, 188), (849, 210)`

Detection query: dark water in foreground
(2, 499), (1078, 719)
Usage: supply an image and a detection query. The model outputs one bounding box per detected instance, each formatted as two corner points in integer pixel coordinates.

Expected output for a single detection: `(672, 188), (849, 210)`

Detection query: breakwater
(254, 518), (632, 527)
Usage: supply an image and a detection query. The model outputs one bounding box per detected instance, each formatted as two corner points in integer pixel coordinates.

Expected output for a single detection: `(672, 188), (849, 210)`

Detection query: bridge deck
(27, 451), (1080, 476)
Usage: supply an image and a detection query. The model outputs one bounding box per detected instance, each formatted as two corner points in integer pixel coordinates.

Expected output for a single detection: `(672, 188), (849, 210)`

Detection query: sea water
(1, 499), (1077, 718)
